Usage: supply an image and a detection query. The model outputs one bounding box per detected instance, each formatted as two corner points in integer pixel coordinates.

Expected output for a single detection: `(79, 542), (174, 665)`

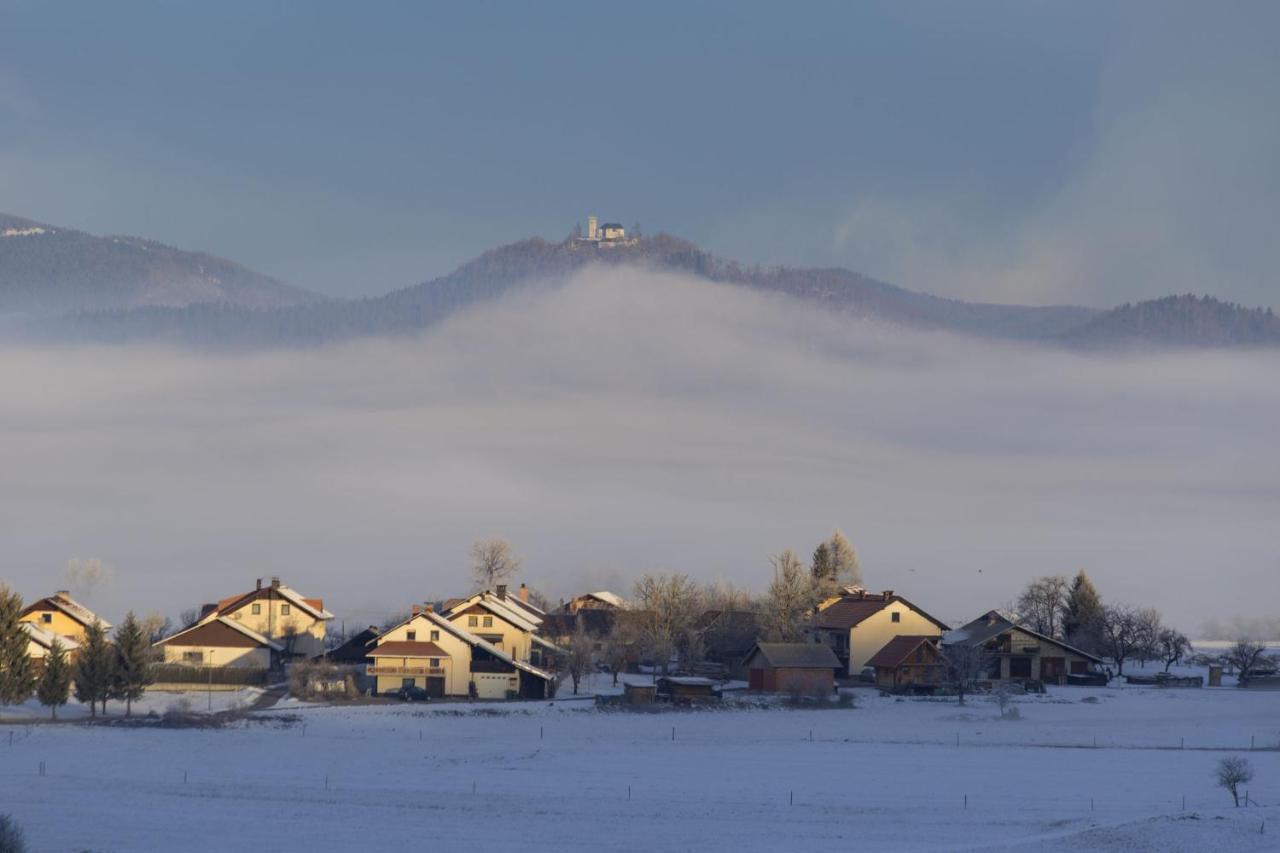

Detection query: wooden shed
(655, 676), (721, 703)
(743, 642), (841, 695)
(623, 682), (657, 704)
(866, 635), (941, 693)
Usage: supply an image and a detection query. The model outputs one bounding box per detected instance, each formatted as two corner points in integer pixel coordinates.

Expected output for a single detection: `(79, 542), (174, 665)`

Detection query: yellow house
(19, 590), (110, 646)
(153, 616), (283, 668)
(194, 577), (334, 659)
(813, 590), (950, 677)
(21, 622), (80, 672)
(443, 591), (541, 661)
(369, 607), (554, 700)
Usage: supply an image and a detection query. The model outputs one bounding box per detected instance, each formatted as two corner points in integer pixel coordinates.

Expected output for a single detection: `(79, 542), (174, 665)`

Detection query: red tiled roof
(814, 598), (891, 631)
(368, 641), (449, 658)
(866, 635), (938, 669)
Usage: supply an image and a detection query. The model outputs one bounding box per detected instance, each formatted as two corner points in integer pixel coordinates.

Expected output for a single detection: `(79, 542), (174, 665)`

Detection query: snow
(0, 688), (263, 722)
(1, 682), (1277, 852)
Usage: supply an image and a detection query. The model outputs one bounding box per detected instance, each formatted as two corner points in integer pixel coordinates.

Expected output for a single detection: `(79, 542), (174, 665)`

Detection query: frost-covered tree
(811, 530), (862, 594)
(561, 624), (594, 695)
(1216, 756), (1253, 807)
(940, 642), (992, 706)
(632, 573), (702, 677)
(36, 639), (72, 720)
(112, 611), (154, 716)
(0, 585), (35, 708)
(765, 550), (817, 642)
(1222, 639), (1270, 687)
(73, 621), (115, 717)
(470, 538), (522, 591)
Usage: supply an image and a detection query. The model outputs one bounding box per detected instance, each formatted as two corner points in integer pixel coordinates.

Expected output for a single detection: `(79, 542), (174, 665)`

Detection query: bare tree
(562, 624), (594, 695)
(179, 607), (202, 629)
(1157, 628), (1191, 672)
(940, 642), (993, 706)
(470, 538), (522, 591)
(1099, 604), (1140, 677)
(1015, 575), (1069, 638)
(600, 622), (636, 686)
(1216, 756), (1254, 807)
(632, 573), (702, 677)
(764, 550), (817, 642)
(1222, 639), (1269, 687)
(1131, 608), (1164, 668)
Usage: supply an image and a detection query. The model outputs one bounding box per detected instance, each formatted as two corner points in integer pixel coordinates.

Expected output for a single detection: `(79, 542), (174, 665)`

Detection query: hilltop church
(573, 215), (638, 247)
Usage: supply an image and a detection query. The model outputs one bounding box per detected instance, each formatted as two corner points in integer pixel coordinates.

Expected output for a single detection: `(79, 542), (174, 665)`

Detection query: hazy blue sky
(2, 1), (1276, 306)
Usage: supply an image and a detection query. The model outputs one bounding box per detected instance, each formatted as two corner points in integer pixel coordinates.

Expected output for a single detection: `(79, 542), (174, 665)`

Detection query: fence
(150, 664), (271, 687)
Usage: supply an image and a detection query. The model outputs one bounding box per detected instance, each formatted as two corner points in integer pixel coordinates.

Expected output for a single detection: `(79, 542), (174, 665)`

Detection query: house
(367, 606), (555, 699)
(19, 590), (110, 646)
(942, 610), (1105, 684)
(812, 590), (950, 677)
(442, 586), (560, 668)
(743, 642), (841, 695)
(153, 617), (284, 668)
(324, 626), (380, 665)
(655, 676), (720, 703)
(866, 635), (941, 693)
(21, 622), (80, 673)
(194, 577), (334, 659)
(563, 590), (629, 613)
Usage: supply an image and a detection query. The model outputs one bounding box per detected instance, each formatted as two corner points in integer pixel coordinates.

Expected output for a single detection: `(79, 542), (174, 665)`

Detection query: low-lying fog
(2, 267), (1276, 635)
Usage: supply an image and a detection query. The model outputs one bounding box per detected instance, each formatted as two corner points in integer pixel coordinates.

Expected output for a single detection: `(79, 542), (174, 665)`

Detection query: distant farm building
(866, 635), (942, 692)
(744, 642), (841, 695)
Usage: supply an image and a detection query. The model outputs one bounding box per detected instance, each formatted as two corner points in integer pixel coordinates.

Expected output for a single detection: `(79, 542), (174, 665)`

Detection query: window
(429, 659), (440, 667)
(281, 604), (290, 615)
(1009, 657), (1032, 679)
(482, 616), (493, 628)
(430, 630), (440, 641)
(891, 612), (901, 623)
(251, 603), (261, 615)
(41, 613), (52, 624)
(406, 631), (416, 641)
(182, 651), (204, 664)
(468, 615), (478, 627)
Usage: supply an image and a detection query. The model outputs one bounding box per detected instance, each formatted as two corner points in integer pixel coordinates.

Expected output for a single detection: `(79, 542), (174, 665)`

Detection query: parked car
(388, 685), (429, 702)
(858, 667), (876, 684)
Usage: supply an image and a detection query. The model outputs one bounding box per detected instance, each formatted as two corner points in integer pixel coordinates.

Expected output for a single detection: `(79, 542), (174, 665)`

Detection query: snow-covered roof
(582, 591), (629, 609)
(446, 592), (541, 633)
(23, 592), (111, 631)
(379, 609), (554, 682)
(21, 622), (80, 652)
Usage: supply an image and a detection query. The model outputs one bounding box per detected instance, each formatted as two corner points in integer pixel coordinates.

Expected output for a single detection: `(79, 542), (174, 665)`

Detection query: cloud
(0, 266), (1276, 633)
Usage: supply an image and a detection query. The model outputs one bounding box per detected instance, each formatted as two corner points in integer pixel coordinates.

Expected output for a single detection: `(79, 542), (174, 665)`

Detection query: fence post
(672, 726), (675, 742)
(540, 726), (544, 741)
(628, 784), (631, 801)
(1182, 794), (1185, 811)
(790, 791), (794, 806)
(964, 794), (967, 810)
(1090, 797), (1094, 812)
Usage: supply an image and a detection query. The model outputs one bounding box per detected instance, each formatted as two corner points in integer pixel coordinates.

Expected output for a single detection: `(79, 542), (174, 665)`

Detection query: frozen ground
(1, 678), (1277, 852)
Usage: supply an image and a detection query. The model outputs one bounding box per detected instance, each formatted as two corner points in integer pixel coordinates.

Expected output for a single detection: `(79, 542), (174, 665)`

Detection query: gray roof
(943, 610), (1103, 664)
(745, 642), (841, 669)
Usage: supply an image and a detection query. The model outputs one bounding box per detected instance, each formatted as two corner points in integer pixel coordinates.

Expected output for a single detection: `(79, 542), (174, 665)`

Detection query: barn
(743, 642), (841, 695)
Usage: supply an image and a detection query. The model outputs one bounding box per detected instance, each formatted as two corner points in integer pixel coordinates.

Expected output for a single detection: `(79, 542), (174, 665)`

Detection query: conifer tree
(36, 639), (72, 720)
(73, 621), (114, 718)
(112, 611), (154, 716)
(0, 585), (36, 708)
(1063, 571), (1104, 653)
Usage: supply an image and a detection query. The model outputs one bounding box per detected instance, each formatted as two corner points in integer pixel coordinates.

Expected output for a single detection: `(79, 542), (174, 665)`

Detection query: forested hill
(1059, 295), (1280, 348)
(34, 233), (1099, 346)
(0, 213), (319, 317)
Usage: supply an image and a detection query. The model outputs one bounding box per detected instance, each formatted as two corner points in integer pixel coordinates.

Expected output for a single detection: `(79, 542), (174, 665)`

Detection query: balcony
(368, 665), (443, 677)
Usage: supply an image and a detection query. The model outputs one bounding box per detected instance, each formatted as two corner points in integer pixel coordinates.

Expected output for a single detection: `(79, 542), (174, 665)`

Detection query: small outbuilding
(623, 682), (657, 704)
(743, 642), (842, 695)
(866, 635), (941, 693)
(655, 676), (721, 703)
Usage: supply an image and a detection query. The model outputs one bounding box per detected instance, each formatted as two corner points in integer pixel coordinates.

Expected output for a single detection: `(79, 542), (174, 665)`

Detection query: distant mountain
(0, 213), (319, 317)
(1060, 294), (1280, 348)
(12, 221), (1277, 350)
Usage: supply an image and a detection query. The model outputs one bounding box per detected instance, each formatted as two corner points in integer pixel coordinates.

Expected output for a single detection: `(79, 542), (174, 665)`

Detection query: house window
(429, 659), (440, 667)
(281, 604), (291, 616)
(482, 616), (493, 628)
(252, 603), (261, 615)
(42, 613), (52, 624)
(1009, 657), (1032, 679)
(468, 615), (478, 627)
(430, 631), (440, 641)
(182, 651), (204, 664)
(406, 631), (417, 641)
(891, 612), (901, 623)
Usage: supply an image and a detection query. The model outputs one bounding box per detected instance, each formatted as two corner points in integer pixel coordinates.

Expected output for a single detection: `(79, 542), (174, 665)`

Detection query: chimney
(271, 577), (281, 589)
(518, 583), (529, 603)
(882, 590), (894, 599)
(256, 578), (263, 590)
(496, 584), (507, 600)
(411, 604), (421, 617)
(54, 590), (71, 600)
(424, 602), (434, 613)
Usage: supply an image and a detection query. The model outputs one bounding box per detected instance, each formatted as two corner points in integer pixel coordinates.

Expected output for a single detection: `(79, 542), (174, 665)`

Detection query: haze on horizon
(1, 1), (1278, 309)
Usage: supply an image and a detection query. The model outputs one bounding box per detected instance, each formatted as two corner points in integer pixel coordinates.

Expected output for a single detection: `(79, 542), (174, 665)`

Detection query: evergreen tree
(73, 621), (114, 718)
(1063, 571), (1104, 653)
(36, 639), (72, 720)
(112, 611), (154, 716)
(0, 585), (36, 708)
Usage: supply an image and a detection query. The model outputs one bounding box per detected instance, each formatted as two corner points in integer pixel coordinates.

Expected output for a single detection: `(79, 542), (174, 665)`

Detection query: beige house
(22, 622), (80, 672)
(368, 607), (554, 699)
(943, 610), (1104, 684)
(194, 577), (333, 658)
(153, 617), (283, 668)
(19, 591), (110, 646)
(442, 587), (560, 668)
(812, 590), (950, 677)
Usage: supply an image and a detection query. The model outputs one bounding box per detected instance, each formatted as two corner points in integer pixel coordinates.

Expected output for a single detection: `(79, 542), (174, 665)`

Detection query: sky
(1, 1), (1277, 307)
(2, 266), (1278, 635)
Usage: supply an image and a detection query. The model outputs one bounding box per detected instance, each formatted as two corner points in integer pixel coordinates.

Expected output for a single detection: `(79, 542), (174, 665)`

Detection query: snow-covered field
(2, 680), (1277, 852)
